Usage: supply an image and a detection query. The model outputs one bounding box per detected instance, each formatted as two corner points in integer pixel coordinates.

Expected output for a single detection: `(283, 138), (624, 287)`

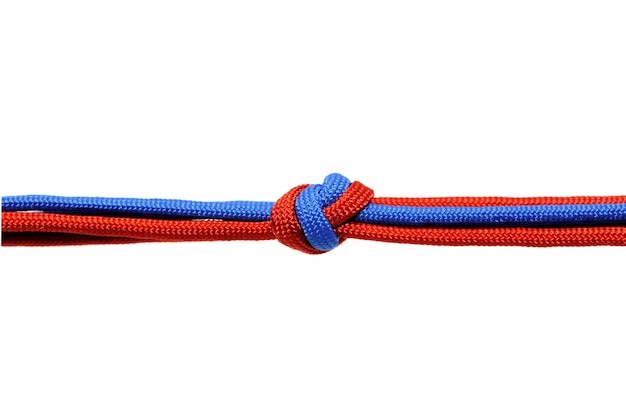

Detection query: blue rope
(355, 203), (626, 227)
(5, 192), (626, 230)
(294, 173), (351, 251)
(1, 195), (273, 221)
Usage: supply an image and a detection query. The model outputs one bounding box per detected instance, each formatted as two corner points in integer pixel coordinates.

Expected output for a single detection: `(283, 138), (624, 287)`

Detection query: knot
(270, 173), (374, 254)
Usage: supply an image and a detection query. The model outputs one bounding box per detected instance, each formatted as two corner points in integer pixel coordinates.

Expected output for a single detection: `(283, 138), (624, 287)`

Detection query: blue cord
(294, 173), (351, 251)
(5, 192), (626, 228)
(1, 195), (273, 221)
(355, 203), (626, 226)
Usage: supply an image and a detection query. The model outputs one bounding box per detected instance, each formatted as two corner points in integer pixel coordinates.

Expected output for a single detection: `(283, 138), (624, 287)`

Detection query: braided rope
(3, 173), (626, 253)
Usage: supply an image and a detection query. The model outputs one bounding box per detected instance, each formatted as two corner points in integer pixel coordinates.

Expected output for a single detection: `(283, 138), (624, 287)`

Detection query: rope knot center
(270, 173), (374, 254)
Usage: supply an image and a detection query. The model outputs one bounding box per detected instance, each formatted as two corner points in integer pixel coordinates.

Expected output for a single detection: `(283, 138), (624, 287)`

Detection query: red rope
(339, 223), (626, 247)
(2, 212), (274, 242)
(2, 232), (142, 246)
(4, 211), (626, 248)
(372, 195), (626, 206)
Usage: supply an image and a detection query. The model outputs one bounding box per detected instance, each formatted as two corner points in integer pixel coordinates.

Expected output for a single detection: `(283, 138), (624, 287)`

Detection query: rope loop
(269, 173), (374, 254)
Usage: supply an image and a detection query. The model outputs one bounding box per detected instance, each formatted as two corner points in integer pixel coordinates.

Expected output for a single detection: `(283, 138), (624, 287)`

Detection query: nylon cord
(3, 173), (626, 253)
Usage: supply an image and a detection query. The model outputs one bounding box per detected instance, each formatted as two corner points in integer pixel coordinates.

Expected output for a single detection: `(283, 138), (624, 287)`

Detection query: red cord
(4, 210), (626, 248)
(339, 223), (626, 247)
(372, 195), (626, 206)
(2, 232), (142, 246)
(2, 212), (274, 242)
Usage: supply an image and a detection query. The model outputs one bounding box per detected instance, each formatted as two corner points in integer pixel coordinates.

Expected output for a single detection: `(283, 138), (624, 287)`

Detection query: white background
(1, 1), (625, 415)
